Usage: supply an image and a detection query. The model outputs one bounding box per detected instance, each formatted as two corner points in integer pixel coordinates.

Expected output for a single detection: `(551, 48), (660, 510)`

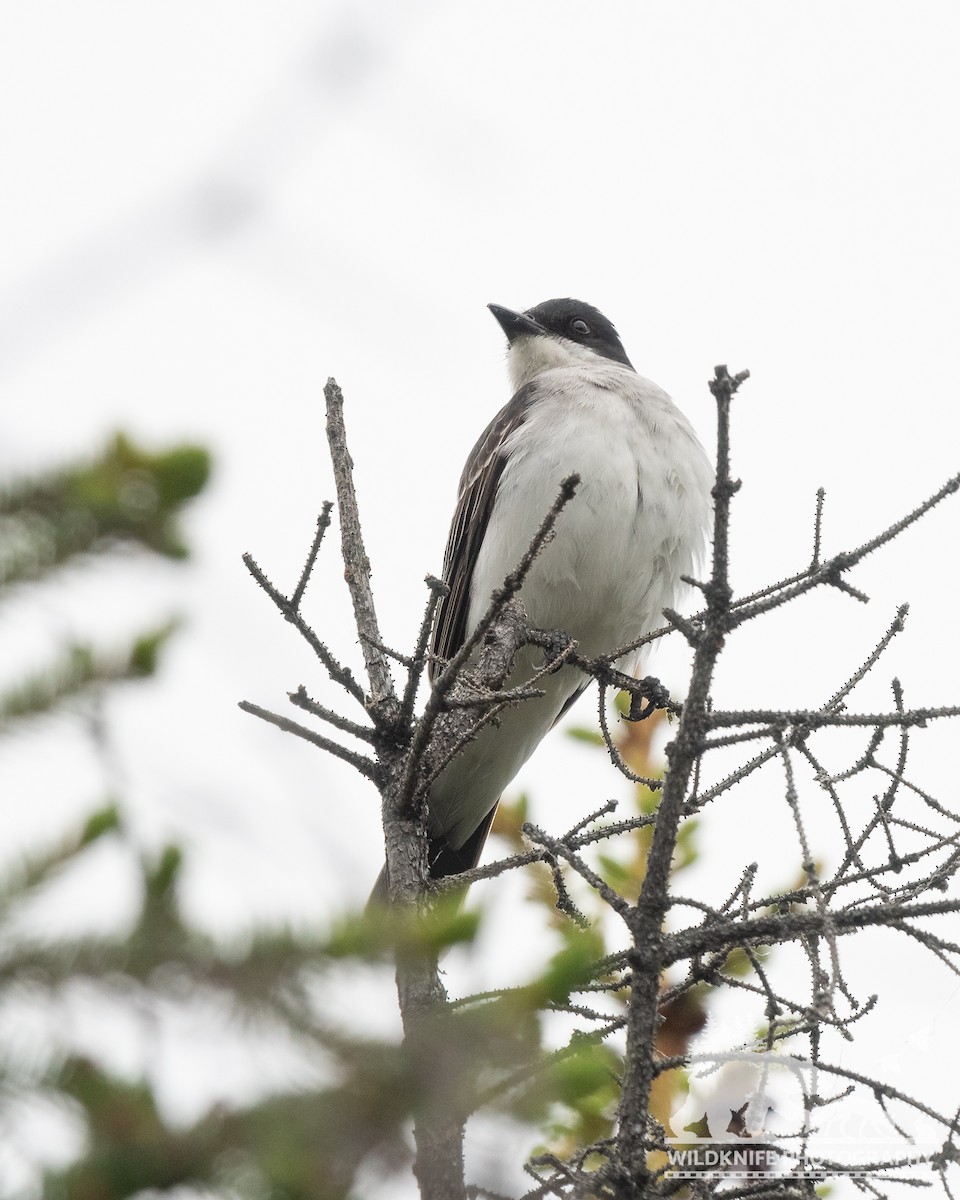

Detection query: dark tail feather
(367, 862), (392, 910)
(366, 803), (499, 909)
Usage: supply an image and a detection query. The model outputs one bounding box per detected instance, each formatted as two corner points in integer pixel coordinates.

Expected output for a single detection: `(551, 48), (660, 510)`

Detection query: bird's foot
(529, 627), (575, 673)
(624, 674), (674, 722)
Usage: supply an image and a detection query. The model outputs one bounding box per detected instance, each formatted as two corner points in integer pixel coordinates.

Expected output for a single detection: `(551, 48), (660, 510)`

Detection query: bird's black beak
(488, 303), (545, 344)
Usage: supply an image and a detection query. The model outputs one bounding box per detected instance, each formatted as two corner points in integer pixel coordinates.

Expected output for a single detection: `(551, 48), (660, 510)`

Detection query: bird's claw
(534, 627), (574, 672)
(626, 675), (672, 722)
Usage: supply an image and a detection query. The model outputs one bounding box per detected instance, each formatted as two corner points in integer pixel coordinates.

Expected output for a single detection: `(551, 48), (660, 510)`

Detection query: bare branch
(663, 897), (960, 965)
(324, 378), (398, 719)
(291, 501), (333, 610)
(287, 684), (376, 743)
(398, 575), (448, 728)
(704, 704), (960, 730)
(811, 486), (826, 568)
(238, 699), (379, 779)
(523, 821), (633, 919)
(613, 363), (749, 1189)
(729, 472), (960, 625)
(822, 604), (909, 711)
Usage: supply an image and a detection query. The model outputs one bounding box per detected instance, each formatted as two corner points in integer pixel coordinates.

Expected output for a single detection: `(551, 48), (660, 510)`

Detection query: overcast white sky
(2, 3), (959, 1196)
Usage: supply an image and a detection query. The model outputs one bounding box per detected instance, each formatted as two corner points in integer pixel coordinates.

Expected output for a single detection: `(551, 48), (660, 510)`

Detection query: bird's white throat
(507, 333), (609, 392)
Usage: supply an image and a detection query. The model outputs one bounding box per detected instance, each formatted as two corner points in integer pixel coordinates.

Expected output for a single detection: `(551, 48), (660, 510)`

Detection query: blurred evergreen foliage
(0, 433), (210, 588)
(0, 625), (179, 731)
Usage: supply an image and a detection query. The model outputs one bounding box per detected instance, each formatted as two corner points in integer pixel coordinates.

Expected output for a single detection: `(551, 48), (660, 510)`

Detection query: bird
(372, 298), (713, 900)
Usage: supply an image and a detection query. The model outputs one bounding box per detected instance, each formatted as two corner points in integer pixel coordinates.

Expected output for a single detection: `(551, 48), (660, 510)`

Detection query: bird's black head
(488, 298), (633, 369)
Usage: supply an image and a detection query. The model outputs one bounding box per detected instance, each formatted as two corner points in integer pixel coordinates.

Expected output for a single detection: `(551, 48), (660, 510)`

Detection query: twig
(238, 700), (379, 779)
(287, 685), (376, 743)
(822, 605), (908, 712)
(399, 575), (448, 729)
(811, 487), (826, 568)
(291, 502), (333, 610)
(703, 705), (960, 730)
(324, 378), (398, 720)
(324, 379), (464, 1199)
(663, 898), (960, 965)
(730, 473), (960, 626)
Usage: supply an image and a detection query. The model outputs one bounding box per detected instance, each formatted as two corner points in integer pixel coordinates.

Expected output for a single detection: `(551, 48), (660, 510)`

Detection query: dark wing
(429, 382), (538, 679)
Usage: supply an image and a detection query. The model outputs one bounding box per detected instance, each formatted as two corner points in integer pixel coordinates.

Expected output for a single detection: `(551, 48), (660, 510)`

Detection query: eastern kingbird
(376, 298), (713, 897)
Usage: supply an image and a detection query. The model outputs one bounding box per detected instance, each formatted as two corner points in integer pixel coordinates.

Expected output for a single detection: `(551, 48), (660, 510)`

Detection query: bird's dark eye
(571, 318), (591, 336)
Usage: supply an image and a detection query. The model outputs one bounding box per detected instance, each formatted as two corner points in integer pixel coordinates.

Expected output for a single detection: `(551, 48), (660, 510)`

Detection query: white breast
(468, 363), (713, 667)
